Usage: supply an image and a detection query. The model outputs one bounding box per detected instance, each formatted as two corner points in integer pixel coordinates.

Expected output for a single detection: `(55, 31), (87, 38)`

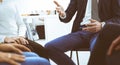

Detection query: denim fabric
(0, 52), (50, 65)
(45, 30), (96, 65)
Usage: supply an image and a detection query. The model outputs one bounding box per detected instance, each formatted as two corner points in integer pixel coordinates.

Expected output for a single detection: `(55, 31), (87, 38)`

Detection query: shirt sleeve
(15, 5), (27, 37)
(0, 36), (6, 43)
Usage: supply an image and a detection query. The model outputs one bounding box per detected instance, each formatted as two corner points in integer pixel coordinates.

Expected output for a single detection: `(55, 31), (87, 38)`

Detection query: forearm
(59, 0), (77, 22)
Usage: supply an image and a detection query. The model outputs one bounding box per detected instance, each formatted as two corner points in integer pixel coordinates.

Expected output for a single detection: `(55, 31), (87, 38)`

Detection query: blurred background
(3, 0), (90, 65)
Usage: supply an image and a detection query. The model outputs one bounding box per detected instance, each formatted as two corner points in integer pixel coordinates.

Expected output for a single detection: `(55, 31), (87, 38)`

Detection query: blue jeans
(45, 30), (96, 65)
(0, 52), (50, 65)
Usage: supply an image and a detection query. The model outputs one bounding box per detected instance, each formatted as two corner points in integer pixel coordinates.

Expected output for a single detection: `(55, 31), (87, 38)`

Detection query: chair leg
(76, 51), (80, 65)
(70, 50), (73, 59)
(70, 51), (80, 65)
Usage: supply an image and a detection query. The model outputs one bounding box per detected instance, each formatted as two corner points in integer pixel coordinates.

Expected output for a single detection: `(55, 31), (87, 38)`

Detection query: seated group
(0, 24), (120, 65)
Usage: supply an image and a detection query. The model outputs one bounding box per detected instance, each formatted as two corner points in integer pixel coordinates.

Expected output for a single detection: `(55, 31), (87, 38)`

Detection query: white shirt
(0, 2), (26, 42)
(81, 0), (100, 25)
(81, 0), (91, 25)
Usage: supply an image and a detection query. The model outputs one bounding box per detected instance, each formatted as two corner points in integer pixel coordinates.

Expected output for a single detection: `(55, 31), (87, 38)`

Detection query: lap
(23, 52), (39, 57)
(45, 30), (94, 52)
(0, 52), (50, 65)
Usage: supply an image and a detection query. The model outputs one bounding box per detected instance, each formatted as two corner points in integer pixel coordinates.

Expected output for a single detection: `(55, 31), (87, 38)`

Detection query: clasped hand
(0, 44), (31, 65)
(4, 36), (29, 45)
(82, 19), (102, 33)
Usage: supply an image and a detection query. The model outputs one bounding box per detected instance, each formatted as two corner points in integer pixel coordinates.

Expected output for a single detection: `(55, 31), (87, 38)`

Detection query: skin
(0, 44), (31, 54)
(4, 37), (29, 45)
(0, 52), (25, 65)
(0, 0), (30, 64)
(0, 44), (31, 65)
(53, 0), (102, 33)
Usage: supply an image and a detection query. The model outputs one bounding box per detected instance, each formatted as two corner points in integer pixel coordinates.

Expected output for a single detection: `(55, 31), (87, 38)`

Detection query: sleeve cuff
(101, 22), (106, 28)
(0, 36), (6, 43)
(59, 13), (66, 19)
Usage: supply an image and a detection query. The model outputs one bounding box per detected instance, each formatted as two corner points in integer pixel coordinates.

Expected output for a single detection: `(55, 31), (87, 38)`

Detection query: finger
(19, 38), (28, 44)
(107, 45), (114, 56)
(6, 54), (25, 65)
(56, 7), (63, 14)
(18, 38), (26, 44)
(53, 0), (60, 7)
(11, 54), (25, 62)
(5, 53), (24, 65)
(82, 26), (96, 32)
(89, 19), (97, 23)
(14, 44), (31, 52)
(15, 39), (21, 44)
(6, 59), (21, 65)
(107, 43), (117, 56)
(25, 40), (29, 44)
(8, 44), (23, 54)
(86, 23), (96, 27)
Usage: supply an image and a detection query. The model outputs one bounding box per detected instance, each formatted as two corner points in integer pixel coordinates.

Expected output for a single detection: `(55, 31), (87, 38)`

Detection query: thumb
(107, 46), (113, 56)
(53, 0), (60, 7)
(89, 19), (97, 23)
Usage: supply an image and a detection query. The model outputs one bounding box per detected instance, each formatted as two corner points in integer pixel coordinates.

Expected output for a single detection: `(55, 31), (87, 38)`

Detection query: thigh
(25, 39), (49, 59)
(107, 51), (120, 65)
(0, 52), (49, 65)
(45, 30), (94, 52)
(22, 57), (50, 65)
(23, 52), (39, 57)
(24, 39), (45, 52)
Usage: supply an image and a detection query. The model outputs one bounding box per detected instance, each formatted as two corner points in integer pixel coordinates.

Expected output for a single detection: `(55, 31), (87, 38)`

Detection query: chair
(70, 35), (98, 65)
(70, 48), (89, 65)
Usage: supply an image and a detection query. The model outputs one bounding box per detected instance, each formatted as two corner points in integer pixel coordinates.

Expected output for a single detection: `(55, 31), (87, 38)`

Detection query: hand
(82, 19), (102, 33)
(5, 37), (29, 45)
(53, 0), (66, 17)
(0, 44), (31, 54)
(107, 36), (120, 56)
(4, 37), (17, 43)
(0, 52), (25, 65)
(15, 36), (29, 45)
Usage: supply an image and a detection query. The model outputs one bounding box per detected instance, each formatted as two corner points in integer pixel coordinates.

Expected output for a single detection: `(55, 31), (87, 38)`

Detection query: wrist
(101, 22), (106, 28)
(60, 12), (66, 19)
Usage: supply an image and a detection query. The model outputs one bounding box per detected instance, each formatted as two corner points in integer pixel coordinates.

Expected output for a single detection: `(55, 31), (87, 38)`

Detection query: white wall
(5, 0), (70, 14)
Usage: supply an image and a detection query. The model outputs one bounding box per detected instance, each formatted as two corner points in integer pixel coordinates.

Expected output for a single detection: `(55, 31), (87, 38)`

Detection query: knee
(45, 42), (55, 50)
(37, 57), (50, 65)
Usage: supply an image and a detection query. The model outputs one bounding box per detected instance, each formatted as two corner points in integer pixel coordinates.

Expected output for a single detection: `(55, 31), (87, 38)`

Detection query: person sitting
(88, 24), (120, 65)
(0, 0), (48, 59)
(0, 43), (50, 65)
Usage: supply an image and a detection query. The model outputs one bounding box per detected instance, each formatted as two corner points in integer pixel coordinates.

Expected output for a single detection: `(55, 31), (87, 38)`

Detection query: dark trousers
(45, 30), (97, 65)
(23, 39), (48, 59)
(88, 24), (120, 65)
(107, 51), (120, 65)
